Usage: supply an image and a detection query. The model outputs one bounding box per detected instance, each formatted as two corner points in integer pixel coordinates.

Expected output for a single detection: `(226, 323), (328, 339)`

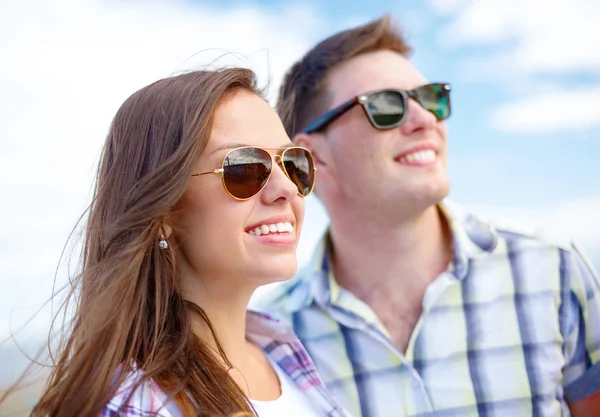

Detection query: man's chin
(384, 182), (450, 217)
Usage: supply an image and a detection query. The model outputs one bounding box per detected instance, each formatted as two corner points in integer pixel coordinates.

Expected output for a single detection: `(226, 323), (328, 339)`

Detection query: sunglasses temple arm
(191, 169), (223, 177)
(304, 97), (360, 134)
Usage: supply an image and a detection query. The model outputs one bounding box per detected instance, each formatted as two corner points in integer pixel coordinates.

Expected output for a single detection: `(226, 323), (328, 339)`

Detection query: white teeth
(400, 149), (436, 164)
(248, 221), (293, 236)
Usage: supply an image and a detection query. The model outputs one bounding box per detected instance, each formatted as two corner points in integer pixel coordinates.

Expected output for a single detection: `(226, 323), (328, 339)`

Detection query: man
(254, 13), (600, 417)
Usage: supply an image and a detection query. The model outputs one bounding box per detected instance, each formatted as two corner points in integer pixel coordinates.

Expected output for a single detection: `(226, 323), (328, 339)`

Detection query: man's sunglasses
(191, 146), (316, 200)
(304, 83), (451, 134)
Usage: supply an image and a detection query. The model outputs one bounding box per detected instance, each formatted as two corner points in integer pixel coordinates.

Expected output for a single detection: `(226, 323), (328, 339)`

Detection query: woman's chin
(253, 258), (299, 285)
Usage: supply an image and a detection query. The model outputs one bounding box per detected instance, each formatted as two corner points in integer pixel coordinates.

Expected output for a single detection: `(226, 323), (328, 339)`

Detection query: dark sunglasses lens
(222, 148), (271, 199)
(281, 148), (315, 197)
(415, 84), (451, 120)
(366, 91), (405, 127)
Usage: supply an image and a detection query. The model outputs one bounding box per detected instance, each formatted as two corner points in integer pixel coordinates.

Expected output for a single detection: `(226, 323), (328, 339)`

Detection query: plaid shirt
(101, 311), (349, 416)
(254, 202), (600, 417)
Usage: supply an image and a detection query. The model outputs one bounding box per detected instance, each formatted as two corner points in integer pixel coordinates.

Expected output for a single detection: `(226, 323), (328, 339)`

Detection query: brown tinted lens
(281, 148), (315, 197)
(366, 91), (405, 127)
(222, 148), (272, 199)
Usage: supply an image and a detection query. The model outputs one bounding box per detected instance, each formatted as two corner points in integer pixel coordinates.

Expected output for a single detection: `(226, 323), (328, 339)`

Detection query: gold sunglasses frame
(191, 146), (317, 201)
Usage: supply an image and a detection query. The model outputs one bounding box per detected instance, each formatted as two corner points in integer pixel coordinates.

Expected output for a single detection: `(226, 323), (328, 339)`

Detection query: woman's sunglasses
(304, 83), (451, 133)
(191, 146), (316, 200)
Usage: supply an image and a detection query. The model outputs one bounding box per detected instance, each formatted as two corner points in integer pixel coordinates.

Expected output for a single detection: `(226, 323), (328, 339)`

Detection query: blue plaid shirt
(254, 202), (600, 417)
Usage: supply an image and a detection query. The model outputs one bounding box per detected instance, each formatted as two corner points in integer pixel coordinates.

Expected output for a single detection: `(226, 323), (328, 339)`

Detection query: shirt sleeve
(562, 243), (600, 402)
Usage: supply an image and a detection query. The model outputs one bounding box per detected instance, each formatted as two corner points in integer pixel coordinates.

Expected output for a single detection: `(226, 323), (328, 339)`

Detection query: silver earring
(159, 239), (168, 250)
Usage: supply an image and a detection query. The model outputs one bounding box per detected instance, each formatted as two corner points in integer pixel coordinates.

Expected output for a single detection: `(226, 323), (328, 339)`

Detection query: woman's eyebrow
(209, 142), (293, 156)
(209, 142), (249, 156)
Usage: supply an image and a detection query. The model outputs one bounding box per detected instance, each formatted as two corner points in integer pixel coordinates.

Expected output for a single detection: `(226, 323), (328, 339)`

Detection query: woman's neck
(181, 275), (281, 400)
(183, 276), (255, 368)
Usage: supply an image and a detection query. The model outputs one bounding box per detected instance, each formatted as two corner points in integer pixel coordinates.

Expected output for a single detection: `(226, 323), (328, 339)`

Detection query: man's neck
(329, 203), (452, 311)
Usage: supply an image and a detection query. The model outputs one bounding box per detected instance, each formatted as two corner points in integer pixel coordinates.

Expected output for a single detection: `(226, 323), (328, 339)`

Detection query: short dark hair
(277, 13), (412, 137)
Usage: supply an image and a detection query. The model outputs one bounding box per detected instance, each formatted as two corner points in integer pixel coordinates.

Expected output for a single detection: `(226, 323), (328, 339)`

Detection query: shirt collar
(245, 310), (300, 345)
(282, 200), (500, 313)
(441, 201), (499, 279)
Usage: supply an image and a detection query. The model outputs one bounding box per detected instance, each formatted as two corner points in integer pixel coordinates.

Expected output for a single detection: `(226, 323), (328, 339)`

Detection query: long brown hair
(5, 68), (263, 416)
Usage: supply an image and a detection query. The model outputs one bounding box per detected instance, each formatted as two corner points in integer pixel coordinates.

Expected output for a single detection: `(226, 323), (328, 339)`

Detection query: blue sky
(190, 0), (600, 207)
(241, 0), (600, 264)
(1, 0), (599, 384)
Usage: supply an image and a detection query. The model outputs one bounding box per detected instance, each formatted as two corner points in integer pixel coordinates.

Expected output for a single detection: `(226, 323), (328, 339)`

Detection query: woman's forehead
(207, 91), (291, 154)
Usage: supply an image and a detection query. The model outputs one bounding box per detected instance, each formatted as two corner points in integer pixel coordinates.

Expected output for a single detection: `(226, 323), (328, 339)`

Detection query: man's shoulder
(487, 218), (572, 254)
(447, 201), (574, 253)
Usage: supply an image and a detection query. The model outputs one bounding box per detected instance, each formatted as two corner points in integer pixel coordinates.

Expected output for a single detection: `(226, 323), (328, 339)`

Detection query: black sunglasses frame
(303, 83), (451, 134)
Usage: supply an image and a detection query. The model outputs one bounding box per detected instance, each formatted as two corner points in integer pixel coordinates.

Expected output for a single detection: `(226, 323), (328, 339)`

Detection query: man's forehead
(325, 50), (426, 102)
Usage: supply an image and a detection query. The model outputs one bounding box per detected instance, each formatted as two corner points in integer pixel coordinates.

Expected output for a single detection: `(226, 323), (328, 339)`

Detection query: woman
(5, 68), (348, 416)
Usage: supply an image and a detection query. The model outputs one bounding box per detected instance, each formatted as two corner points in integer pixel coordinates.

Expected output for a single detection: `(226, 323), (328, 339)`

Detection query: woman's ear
(160, 224), (173, 240)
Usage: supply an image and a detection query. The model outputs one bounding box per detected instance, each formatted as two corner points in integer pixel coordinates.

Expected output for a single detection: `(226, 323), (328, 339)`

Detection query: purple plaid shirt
(101, 311), (349, 416)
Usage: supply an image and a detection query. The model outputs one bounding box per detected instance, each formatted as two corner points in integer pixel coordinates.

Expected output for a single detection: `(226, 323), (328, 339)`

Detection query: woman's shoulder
(101, 366), (182, 417)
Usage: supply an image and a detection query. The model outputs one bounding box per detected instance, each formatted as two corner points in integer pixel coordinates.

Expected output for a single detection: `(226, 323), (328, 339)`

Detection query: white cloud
(437, 0), (600, 74)
(0, 0), (329, 341)
(432, 0), (600, 134)
(490, 85), (600, 133)
(428, 0), (471, 15)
